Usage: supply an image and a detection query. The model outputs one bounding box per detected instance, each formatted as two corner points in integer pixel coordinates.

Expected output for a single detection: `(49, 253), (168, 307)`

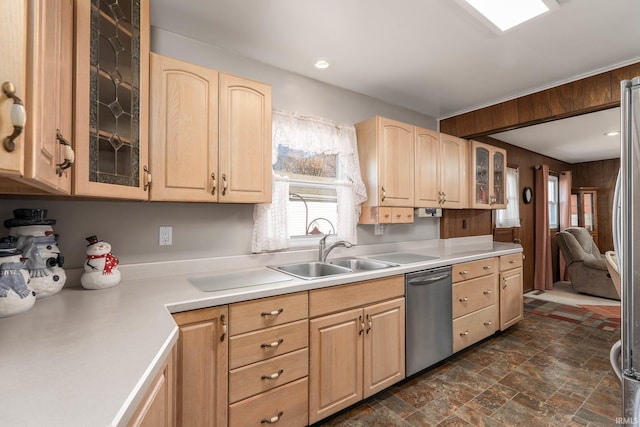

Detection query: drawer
(391, 207), (414, 224)
(309, 275), (404, 317)
(230, 292), (308, 336)
(500, 253), (523, 271)
(229, 348), (308, 404)
(453, 305), (498, 353)
(452, 257), (497, 283)
(452, 274), (497, 318)
(229, 377), (308, 427)
(230, 319), (308, 369)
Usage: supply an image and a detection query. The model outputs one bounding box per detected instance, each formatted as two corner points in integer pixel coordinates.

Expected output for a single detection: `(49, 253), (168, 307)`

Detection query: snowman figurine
(0, 237), (36, 318)
(81, 235), (121, 290)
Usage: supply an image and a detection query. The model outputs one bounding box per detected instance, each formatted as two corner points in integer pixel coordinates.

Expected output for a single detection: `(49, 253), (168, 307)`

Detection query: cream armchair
(556, 227), (620, 300)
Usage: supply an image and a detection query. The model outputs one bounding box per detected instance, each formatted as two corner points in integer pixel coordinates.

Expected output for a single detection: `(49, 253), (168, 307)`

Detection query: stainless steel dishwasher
(405, 266), (453, 377)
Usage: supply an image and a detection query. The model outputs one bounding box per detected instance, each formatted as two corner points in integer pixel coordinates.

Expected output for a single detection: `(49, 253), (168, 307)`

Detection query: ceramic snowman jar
(81, 235), (121, 290)
(4, 209), (66, 299)
(0, 238), (36, 318)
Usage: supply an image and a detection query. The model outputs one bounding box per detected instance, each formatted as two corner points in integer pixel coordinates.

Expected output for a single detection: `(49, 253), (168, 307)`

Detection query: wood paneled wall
(571, 159), (620, 252)
(440, 62), (640, 139)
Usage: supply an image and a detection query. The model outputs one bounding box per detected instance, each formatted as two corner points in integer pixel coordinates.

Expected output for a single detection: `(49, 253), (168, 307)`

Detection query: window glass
(495, 167), (520, 228)
(548, 175), (559, 229)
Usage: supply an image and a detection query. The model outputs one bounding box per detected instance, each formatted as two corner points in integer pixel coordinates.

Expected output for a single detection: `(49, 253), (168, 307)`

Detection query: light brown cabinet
(499, 253), (524, 330)
(128, 345), (176, 427)
(415, 129), (469, 209)
(469, 140), (506, 209)
(308, 276), (405, 424)
(0, 0), (74, 194)
(228, 292), (309, 426)
(452, 258), (498, 353)
(356, 116), (415, 222)
(172, 306), (228, 427)
(149, 53), (272, 203)
(74, 0), (150, 199)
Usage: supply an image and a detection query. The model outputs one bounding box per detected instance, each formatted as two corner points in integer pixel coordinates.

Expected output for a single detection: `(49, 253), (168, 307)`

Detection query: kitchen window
(548, 174), (559, 229)
(495, 167), (521, 228)
(252, 110), (367, 252)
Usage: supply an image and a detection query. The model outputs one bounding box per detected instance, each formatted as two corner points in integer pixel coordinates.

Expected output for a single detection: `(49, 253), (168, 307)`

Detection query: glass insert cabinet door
(474, 146), (490, 204)
(74, 0), (149, 199)
(492, 150), (505, 205)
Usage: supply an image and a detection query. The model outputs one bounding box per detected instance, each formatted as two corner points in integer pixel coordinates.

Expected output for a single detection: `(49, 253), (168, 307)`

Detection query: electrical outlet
(159, 226), (172, 246)
(374, 224), (384, 235)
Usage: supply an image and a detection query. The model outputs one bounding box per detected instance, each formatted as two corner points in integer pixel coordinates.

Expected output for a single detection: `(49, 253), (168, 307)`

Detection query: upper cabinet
(415, 129), (468, 209)
(73, 0), (150, 199)
(469, 140), (506, 209)
(356, 116), (415, 221)
(0, 0), (74, 194)
(149, 54), (272, 203)
(439, 133), (469, 209)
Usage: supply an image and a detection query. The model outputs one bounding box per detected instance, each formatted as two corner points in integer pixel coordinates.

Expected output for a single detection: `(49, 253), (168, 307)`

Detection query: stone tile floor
(318, 299), (622, 426)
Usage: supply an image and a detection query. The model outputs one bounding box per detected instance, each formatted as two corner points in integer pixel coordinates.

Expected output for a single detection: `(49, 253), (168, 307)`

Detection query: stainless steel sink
(329, 257), (398, 271)
(269, 262), (352, 280)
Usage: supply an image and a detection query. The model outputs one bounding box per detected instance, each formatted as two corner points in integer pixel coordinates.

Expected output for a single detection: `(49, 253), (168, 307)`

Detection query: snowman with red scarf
(81, 235), (121, 290)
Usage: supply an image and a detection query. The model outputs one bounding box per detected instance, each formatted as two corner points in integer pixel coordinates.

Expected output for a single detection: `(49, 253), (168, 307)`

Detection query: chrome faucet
(319, 234), (353, 262)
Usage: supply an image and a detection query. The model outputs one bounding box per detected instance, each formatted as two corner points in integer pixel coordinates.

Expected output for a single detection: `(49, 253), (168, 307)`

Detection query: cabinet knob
(261, 411), (284, 424)
(261, 369), (284, 380)
(509, 260), (517, 264)
(484, 321), (492, 326)
(459, 270), (468, 275)
(483, 265), (491, 270)
(261, 308), (284, 317)
(1, 81), (26, 153)
(460, 331), (469, 336)
(483, 290), (492, 295)
(459, 297), (469, 302)
(55, 130), (75, 177)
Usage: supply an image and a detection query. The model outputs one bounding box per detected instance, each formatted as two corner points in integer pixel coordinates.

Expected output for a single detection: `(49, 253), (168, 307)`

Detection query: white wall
(0, 28), (439, 270)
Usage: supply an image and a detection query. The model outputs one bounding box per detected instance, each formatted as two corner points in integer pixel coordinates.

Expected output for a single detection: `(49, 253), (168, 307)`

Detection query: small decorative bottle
(81, 235), (121, 290)
(0, 237), (36, 318)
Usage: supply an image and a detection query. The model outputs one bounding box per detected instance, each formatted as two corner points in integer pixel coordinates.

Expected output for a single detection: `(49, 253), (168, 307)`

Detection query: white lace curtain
(251, 110), (367, 253)
(496, 167), (521, 228)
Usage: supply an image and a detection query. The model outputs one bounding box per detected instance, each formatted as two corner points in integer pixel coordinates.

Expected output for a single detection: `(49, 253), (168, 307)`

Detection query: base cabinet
(128, 345), (176, 427)
(308, 276), (405, 424)
(172, 306), (228, 427)
(499, 254), (524, 330)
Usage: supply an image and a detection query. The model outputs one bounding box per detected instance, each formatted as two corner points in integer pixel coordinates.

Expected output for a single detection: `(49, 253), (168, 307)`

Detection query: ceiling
(150, 0), (639, 162)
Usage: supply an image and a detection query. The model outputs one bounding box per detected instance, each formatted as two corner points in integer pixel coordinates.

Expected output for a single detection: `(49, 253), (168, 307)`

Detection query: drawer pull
(220, 314), (227, 342)
(261, 369), (284, 380)
(483, 290), (492, 295)
(261, 411), (284, 424)
(483, 265), (491, 270)
(261, 308), (284, 317)
(484, 321), (492, 326)
(459, 297), (469, 302)
(509, 260), (517, 264)
(460, 331), (469, 336)
(261, 338), (284, 349)
(459, 270), (468, 275)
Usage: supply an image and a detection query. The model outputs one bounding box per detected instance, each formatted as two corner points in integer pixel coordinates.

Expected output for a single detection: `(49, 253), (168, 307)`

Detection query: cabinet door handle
(261, 308), (284, 317)
(1, 81), (26, 153)
(359, 315), (364, 335)
(211, 173), (216, 195)
(381, 186), (386, 202)
(261, 338), (284, 349)
(261, 369), (284, 380)
(460, 331), (469, 336)
(459, 297), (469, 302)
(222, 173), (228, 196)
(55, 130), (75, 177)
(483, 290), (492, 295)
(261, 411), (283, 424)
(366, 314), (372, 333)
(144, 165), (152, 191)
(220, 314), (227, 342)
(484, 321), (492, 326)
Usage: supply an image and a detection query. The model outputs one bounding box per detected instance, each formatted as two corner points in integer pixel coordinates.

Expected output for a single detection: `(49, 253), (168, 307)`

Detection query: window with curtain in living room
(251, 110), (367, 253)
(496, 167), (521, 228)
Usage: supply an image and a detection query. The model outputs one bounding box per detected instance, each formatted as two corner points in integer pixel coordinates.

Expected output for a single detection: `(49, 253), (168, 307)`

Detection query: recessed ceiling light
(604, 131), (620, 136)
(460, 0), (558, 32)
(314, 59), (330, 70)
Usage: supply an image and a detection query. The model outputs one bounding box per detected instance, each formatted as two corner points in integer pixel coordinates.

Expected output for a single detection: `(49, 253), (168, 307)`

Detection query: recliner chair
(555, 227), (620, 300)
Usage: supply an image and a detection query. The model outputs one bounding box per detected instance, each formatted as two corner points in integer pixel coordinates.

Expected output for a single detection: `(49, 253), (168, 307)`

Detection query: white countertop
(0, 238), (521, 426)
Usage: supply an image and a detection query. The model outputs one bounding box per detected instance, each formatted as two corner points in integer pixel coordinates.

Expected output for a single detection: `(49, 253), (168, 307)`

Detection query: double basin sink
(269, 257), (398, 280)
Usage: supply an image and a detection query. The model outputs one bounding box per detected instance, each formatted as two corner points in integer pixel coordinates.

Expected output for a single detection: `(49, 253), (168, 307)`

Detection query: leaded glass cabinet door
(474, 145), (490, 206)
(492, 149), (507, 209)
(74, 0), (149, 199)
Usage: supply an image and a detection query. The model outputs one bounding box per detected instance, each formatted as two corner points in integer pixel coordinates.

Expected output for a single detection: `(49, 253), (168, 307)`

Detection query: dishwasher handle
(407, 273), (451, 285)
